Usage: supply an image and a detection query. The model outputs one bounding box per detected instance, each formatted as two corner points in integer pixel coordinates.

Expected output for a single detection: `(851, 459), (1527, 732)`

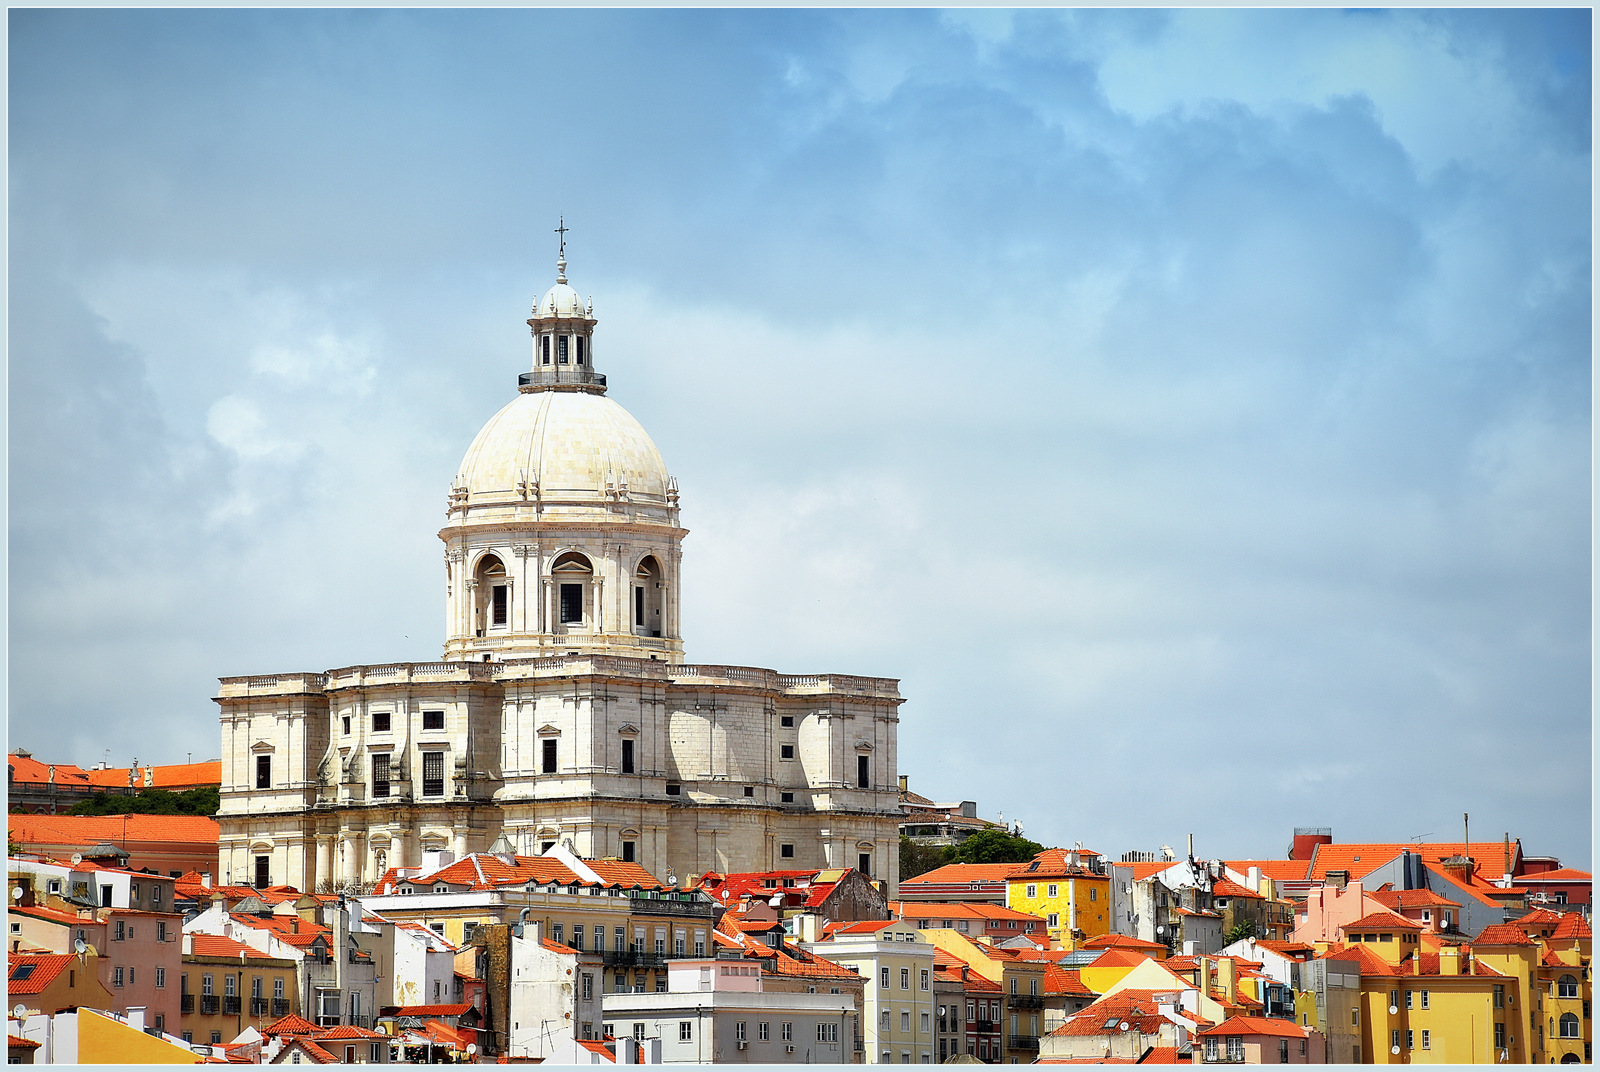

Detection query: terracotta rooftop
(1343, 910), (1423, 932)
(1369, 889), (1460, 910)
(83, 761), (221, 790)
(6, 953), (73, 995)
(1211, 878), (1264, 900)
(6, 755), (92, 786)
(6, 813), (221, 845)
(900, 903), (1046, 923)
(1082, 934), (1168, 953)
(1223, 861), (1311, 883)
(190, 933), (284, 961)
(1550, 913), (1593, 941)
(1473, 924), (1535, 946)
(1195, 1015), (1310, 1039)
(901, 862), (1021, 885)
(262, 1013), (320, 1037)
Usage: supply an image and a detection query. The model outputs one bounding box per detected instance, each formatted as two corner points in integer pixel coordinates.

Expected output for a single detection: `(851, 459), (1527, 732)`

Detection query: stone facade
(215, 250), (903, 896)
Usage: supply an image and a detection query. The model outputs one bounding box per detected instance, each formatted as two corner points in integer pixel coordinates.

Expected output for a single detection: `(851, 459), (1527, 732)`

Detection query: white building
(214, 245), (904, 897)
(801, 921), (937, 1064)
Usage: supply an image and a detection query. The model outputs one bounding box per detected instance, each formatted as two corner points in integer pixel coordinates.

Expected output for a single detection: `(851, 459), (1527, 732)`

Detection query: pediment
(251, 741), (276, 753)
(536, 724), (562, 737)
(616, 723), (640, 736)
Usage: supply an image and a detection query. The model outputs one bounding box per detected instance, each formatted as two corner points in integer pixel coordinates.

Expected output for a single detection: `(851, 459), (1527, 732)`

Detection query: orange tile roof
(313, 1025), (388, 1040)
(1053, 990), (1181, 1039)
(6, 1036), (40, 1050)
(1122, 862), (1182, 881)
(1369, 889), (1460, 910)
(1044, 965), (1093, 996)
(83, 761), (221, 789)
(7, 953), (73, 995)
(6, 755), (92, 786)
(900, 903), (1046, 923)
(585, 859), (669, 889)
(1251, 941), (1316, 960)
(190, 933), (284, 961)
(1473, 924), (1535, 946)
(1138, 1046), (1185, 1063)
(275, 1038), (338, 1064)
(1520, 867), (1592, 883)
(1308, 842), (1522, 882)
(1223, 861), (1310, 883)
(1550, 913), (1593, 941)
(1089, 949), (1154, 969)
(230, 913), (331, 948)
(1211, 878), (1264, 900)
(6, 813), (220, 845)
(9, 905), (89, 927)
(1343, 910), (1422, 932)
(386, 1004), (473, 1017)
(1082, 934), (1168, 953)
(901, 862), (1022, 885)
(1195, 1015), (1309, 1039)
(262, 1013), (320, 1037)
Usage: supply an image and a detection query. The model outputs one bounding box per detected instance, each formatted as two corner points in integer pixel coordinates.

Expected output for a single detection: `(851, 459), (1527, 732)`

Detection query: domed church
(214, 244), (904, 894)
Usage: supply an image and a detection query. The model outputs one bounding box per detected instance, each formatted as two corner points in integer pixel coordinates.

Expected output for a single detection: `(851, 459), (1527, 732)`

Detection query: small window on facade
(372, 711), (391, 732)
(634, 586), (644, 626)
(560, 583), (584, 624)
(859, 852), (872, 877)
(342, 716), (351, 735)
(543, 739), (558, 774)
(255, 755), (271, 789)
(780, 715), (794, 727)
(781, 744), (794, 759)
(371, 753), (391, 797)
(491, 585), (508, 626)
(254, 855), (270, 888)
(666, 783), (680, 795)
(781, 792), (794, 803)
(577, 336), (586, 365)
(558, 335), (570, 363)
(622, 841), (636, 863)
(679, 1022), (692, 1042)
(542, 335), (551, 365)
(621, 739), (635, 774)
(743, 786), (754, 797)
(422, 751), (445, 796)
(781, 844), (795, 859)
(423, 710), (445, 731)
(858, 755), (870, 788)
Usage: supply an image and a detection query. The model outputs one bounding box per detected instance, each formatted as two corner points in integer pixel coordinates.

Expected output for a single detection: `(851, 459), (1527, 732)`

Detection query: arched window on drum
(552, 551), (594, 628)
(634, 555), (665, 637)
(475, 554), (509, 634)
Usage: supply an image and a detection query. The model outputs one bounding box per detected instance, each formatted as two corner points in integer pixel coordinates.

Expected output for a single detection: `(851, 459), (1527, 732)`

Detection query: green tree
(946, 829), (1045, 865)
(900, 837), (954, 882)
(1223, 919), (1257, 945)
(69, 786), (219, 817)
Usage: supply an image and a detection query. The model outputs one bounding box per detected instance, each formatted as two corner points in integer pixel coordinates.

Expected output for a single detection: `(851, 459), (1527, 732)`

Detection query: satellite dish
(1391, 1045), (1401, 1055)
(70, 853), (83, 865)
(1119, 1022), (1131, 1032)
(13, 1004), (27, 1020)
(74, 938), (87, 955)
(10, 887), (22, 902)
(1389, 1005), (1398, 1015)
(466, 1044), (477, 1056)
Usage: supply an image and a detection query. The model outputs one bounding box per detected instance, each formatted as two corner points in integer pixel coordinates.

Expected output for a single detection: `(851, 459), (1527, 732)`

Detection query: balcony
(200, 995), (220, 1015)
(601, 950), (667, 969)
(251, 998), (268, 1017)
(223, 996), (241, 1015)
(973, 1020), (998, 1033)
(1007, 1035), (1040, 1051)
(180, 995), (194, 1014)
(1008, 995), (1044, 1011)
(272, 999), (290, 1017)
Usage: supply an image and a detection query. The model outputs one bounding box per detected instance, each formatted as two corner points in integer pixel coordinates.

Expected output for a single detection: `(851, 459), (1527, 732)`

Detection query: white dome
(536, 281), (589, 319)
(455, 389), (671, 502)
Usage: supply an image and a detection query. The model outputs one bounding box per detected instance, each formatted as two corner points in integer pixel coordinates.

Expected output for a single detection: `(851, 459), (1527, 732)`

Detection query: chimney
(618, 1035), (635, 1065)
(1327, 870), (1349, 891)
(1439, 947), (1460, 976)
(1248, 867), (1262, 895)
(1217, 957), (1237, 1004)
(200, 872), (212, 889)
(126, 1006), (146, 1031)
(291, 918), (299, 934)
(1198, 957), (1213, 994)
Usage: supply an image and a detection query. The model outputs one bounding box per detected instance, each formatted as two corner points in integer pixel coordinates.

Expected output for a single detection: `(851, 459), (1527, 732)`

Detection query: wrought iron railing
(180, 995), (194, 1014)
(200, 995), (219, 1015)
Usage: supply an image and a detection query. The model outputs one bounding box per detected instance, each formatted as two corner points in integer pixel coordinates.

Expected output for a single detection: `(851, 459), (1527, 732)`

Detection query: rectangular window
(1047, 913), (1059, 928)
(225, 975), (237, 997)
(342, 715), (351, 735)
(543, 739), (558, 774)
(255, 755), (271, 789)
(1406, 1029), (1413, 1050)
(560, 583), (584, 623)
(921, 970), (930, 990)
(675, 936), (685, 955)
(1421, 991), (1429, 1010)
(1495, 1023), (1505, 1047)
(371, 753), (391, 797)
(491, 585), (508, 626)
(781, 791), (794, 802)
(423, 710), (445, 730)
(1047, 884), (1059, 898)
(623, 841), (636, 863)
(114, 966), (124, 987)
(156, 966), (166, 988)
(782, 1022), (793, 1042)
(860, 852), (872, 877)
(780, 715), (794, 727)
(694, 931), (705, 956)
(818, 1023), (838, 1043)
(1227, 1038), (1244, 1062)
(559, 335), (570, 363)
(1495, 986), (1506, 1009)
(781, 844), (795, 859)
(422, 751), (445, 796)
(781, 744), (795, 759)
(372, 710), (391, 732)
(1421, 1030), (1430, 1050)
(1280, 1039), (1290, 1063)
(858, 755), (870, 788)
(882, 967), (891, 988)
(1090, 887), (1097, 901)
(736, 1021), (747, 1042)
(621, 739), (635, 774)
(582, 973), (593, 1000)
(634, 586), (644, 626)
(542, 335), (550, 364)
(1406, 991), (1413, 1010)
(759, 1022), (770, 1042)
(679, 1022), (692, 1042)
(572, 926), (584, 951)
(115, 920), (125, 940)
(901, 967), (911, 989)
(921, 1011), (930, 1033)
(552, 923), (564, 943)
(255, 855), (270, 888)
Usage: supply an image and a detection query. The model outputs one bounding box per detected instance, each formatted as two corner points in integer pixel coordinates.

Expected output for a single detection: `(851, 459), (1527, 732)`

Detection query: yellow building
(1005, 849), (1111, 949)
(1470, 911), (1592, 1064)
(1333, 913), (1527, 1065)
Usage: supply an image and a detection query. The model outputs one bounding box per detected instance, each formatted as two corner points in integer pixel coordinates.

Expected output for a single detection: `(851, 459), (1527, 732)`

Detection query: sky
(9, 9), (1592, 868)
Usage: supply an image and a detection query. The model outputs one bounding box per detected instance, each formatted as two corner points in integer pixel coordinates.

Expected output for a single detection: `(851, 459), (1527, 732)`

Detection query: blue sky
(9, 9), (1591, 867)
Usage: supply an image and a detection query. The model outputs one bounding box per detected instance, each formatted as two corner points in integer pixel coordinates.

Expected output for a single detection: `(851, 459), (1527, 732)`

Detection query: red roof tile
(6, 1036), (40, 1050)
(1195, 1015), (1309, 1039)
(9, 905), (89, 927)
(6, 813), (220, 845)
(901, 863), (1021, 885)
(6, 755), (92, 786)
(262, 1013), (320, 1037)
(1082, 934), (1168, 953)
(585, 860), (668, 889)
(387, 1004), (473, 1017)
(1211, 878), (1264, 900)
(1519, 867), (1592, 883)
(1369, 889), (1460, 910)
(190, 933), (283, 961)
(1550, 913), (1593, 941)
(313, 1025), (388, 1040)
(273, 1038), (338, 1064)
(1088, 949), (1154, 969)
(1342, 910), (1422, 932)
(6, 953), (73, 995)
(1473, 924), (1535, 946)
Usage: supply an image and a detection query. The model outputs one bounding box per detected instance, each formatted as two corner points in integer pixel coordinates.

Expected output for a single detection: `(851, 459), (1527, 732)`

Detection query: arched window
(474, 554), (508, 632)
(1560, 1013), (1580, 1038)
(1559, 974), (1580, 998)
(634, 556), (665, 637)
(552, 552), (593, 627)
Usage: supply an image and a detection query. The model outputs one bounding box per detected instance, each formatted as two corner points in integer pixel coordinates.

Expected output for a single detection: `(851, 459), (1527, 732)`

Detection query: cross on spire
(554, 217), (570, 283)
(555, 217), (569, 255)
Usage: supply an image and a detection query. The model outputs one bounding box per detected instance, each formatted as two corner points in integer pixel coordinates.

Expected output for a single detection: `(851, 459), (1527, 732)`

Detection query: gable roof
(1473, 923), (1535, 946)
(1195, 1015), (1309, 1039)
(1342, 910), (1423, 932)
(1550, 913), (1593, 941)
(1368, 889), (1460, 910)
(262, 1013), (320, 1037)
(1211, 878), (1264, 900)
